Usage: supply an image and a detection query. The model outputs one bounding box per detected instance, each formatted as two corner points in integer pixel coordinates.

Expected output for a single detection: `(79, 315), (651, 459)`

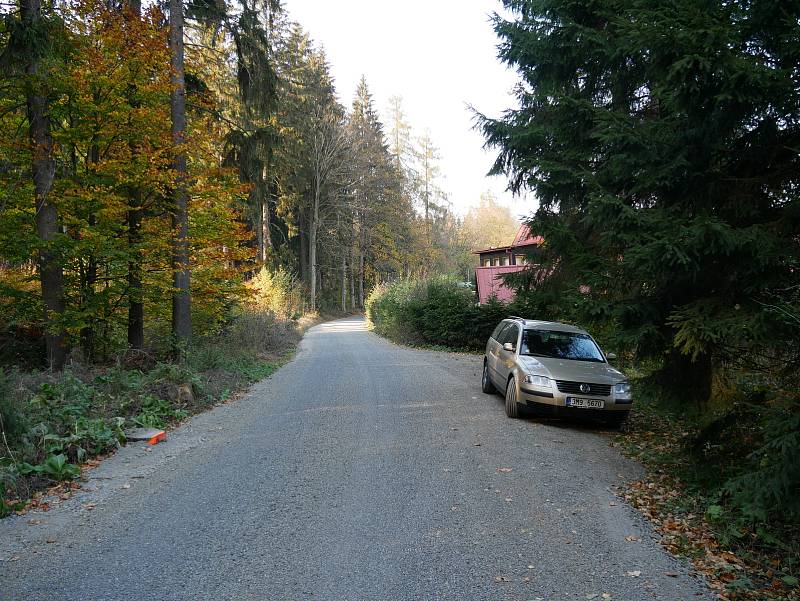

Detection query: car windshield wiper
(525, 352), (604, 362)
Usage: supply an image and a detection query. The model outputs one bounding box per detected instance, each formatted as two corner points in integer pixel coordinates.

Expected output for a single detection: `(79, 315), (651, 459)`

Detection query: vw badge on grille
(579, 383), (590, 393)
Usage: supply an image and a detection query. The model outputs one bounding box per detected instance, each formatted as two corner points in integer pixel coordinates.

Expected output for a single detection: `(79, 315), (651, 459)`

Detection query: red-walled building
(474, 224), (542, 304)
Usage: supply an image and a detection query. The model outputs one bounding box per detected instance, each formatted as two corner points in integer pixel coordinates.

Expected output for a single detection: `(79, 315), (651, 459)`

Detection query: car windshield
(521, 329), (605, 362)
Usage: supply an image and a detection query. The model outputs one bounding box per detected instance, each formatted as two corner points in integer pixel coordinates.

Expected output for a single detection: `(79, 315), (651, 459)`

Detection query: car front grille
(555, 380), (612, 396)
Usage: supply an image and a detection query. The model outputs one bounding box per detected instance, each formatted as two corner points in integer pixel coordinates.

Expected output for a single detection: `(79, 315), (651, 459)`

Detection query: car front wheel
(481, 361), (495, 394)
(505, 377), (521, 418)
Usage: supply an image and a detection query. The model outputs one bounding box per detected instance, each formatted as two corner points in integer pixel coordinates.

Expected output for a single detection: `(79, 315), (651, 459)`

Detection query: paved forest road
(1, 317), (713, 601)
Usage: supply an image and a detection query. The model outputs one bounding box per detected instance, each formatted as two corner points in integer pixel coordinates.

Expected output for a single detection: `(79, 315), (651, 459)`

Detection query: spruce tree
(480, 0), (800, 402)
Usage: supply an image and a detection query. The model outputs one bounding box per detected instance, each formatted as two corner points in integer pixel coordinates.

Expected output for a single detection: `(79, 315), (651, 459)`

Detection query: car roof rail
(507, 315), (526, 322)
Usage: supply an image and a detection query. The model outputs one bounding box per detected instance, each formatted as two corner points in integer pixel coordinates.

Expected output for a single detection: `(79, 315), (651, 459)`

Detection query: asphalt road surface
(0, 317), (713, 601)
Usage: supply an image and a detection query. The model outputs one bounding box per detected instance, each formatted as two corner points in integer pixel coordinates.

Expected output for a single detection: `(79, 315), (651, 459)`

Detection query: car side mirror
(605, 352), (617, 361)
(503, 342), (515, 352)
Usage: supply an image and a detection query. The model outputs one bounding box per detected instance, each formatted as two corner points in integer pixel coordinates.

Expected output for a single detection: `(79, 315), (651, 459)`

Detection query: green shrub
(248, 267), (304, 320)
(132, 396), (188, 430)
(0, 480), (24, 517)
(19, 454), (80, 481)
(367, 277), (515, 350)
(724, 408), (800, 523)
(0, 370), (26, 445)
(37, 416), (125, 463)
(0, 307), (303, 516)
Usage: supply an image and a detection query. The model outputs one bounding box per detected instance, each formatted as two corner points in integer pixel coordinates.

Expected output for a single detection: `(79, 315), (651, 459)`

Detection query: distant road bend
(0, 317), (712, 601)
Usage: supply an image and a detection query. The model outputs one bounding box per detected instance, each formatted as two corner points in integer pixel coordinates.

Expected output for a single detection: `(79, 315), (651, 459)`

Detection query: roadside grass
(614, 395), (800, 601)
(0, 309), (333, 517)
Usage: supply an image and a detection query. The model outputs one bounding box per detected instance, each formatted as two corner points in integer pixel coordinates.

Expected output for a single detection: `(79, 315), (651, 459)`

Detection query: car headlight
(614, 382), (631, 397)
(523, 374), (552, 388)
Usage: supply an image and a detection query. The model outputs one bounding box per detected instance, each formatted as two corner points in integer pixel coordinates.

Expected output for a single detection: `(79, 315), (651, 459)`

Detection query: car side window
(491, 322), (509, 341)
(500, 324), (519, 347)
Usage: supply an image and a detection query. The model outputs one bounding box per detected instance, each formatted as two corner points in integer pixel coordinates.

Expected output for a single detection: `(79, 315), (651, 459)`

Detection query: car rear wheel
(505, 377), (521, 418)
(481, 361), (495, 394)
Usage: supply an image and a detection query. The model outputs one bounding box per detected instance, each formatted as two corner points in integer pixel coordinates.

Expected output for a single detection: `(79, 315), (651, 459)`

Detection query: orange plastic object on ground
(148, 431), (166, 445)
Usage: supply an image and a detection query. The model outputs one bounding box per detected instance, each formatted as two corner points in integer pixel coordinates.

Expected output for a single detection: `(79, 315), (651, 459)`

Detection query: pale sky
(283, 0), (536, 219)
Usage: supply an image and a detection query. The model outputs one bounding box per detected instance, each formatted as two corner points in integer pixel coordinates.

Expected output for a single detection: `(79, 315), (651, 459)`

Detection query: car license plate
(566, 397), (604, 409)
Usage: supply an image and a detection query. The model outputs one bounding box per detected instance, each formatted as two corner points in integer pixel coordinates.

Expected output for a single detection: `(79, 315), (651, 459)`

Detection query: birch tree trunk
(170, 0), (191, 355)
(81, 136), (100, 360)
(358, 244), (365, 309)
(299, 210), (308, 285)
(255, 189), (264, 265)
(341, 254), (346, 311)
(349, 249), (355, 311)
(260, 197), (270, 263)
(309, 175), (320, 312)
(357, 218), (367, 309)
(22, 0), (67, 370)
(260, 165), (271, 262)
(127, 196), (144, 349)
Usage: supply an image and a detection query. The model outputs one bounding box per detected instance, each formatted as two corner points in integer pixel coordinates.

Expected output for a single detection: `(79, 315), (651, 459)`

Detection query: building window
(515, 255), (526, 265)
(492, 258), (500, 266)
(483, 259), (491, 267)
(501, 256), (509, 266)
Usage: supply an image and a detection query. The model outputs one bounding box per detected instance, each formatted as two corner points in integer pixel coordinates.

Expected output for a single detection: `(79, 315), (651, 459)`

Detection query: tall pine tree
(481, 0), (800, 402)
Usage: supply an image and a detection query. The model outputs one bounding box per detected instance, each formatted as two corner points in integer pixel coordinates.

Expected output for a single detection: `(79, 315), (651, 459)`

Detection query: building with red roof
(474, 224), (542, 304)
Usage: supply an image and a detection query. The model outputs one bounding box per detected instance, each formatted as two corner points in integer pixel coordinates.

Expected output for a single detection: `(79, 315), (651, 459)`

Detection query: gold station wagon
(481, 317), (632, 427)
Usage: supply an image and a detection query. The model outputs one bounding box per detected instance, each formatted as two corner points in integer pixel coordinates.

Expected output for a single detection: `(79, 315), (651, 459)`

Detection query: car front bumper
(518, 386), (631, 413)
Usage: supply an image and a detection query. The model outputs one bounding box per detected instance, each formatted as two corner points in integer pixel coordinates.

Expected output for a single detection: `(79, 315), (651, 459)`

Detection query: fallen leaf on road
(473, 443), (481, 446)
(121, 483), (130, 489)
(625, 535), (639, 542)
(602, 594), (612, 600)
(26, 519), (42, 526)
(664, 571), (679, 577)
(45, 538), (57, 544)
(609, 501), (617, 506)
(527, 565), (535, 569)
(504, 497), (513, 502)
(83, 503), (96, 511)
(494, 575), (510, 582)
(498, 467), (513, 473)
(626, 571), (642, 577)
